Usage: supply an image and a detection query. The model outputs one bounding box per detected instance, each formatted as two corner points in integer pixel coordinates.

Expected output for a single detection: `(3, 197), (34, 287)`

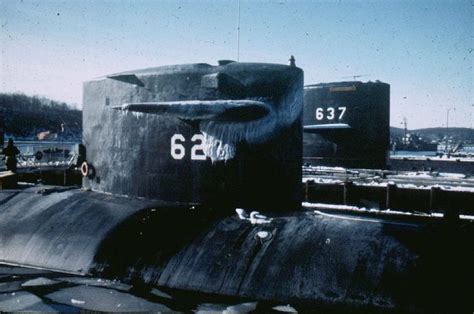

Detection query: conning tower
(303, 81), (390, 169)
(82, 61), (303, 211)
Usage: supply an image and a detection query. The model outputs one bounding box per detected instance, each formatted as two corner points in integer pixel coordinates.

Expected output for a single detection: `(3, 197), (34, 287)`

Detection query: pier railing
(303, 179), (474, 218)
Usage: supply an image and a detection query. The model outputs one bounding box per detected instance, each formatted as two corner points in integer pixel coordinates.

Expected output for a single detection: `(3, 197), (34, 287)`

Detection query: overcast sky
(1, 0), (472, 129)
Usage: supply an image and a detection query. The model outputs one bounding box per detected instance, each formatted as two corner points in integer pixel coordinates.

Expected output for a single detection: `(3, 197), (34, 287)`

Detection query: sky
(0, 0), (472, 129)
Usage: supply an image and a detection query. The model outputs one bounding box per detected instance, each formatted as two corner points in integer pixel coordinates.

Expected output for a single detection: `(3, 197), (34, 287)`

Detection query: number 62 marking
(171, 134), (206, 160)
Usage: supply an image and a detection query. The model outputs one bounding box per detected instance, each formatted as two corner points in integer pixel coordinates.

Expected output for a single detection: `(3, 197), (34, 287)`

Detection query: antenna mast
(237, 0), (241, 61)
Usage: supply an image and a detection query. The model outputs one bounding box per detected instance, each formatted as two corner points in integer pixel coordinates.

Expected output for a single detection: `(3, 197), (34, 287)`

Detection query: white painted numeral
(316, 108), (324, 120)
(171, 133), (207, 160)
(327, 107), (335, 120)
(338, 107), (346, 119)
(171, 134), (185, 160)
(191, 134), (206, 160)
(315, 106), (347, 120)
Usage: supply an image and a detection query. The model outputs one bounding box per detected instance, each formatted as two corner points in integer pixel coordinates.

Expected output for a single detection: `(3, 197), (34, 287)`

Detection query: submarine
(303, 81), (390, 169)
(0, 60), (473, 312)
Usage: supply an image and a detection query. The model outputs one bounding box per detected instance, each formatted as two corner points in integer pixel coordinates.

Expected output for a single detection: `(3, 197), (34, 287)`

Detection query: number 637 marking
(171, 134), (206, 160)
(315, 106), (346, 120)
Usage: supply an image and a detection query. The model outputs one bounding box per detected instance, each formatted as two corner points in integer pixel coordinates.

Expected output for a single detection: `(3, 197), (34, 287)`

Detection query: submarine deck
(0, 186), (473, 311)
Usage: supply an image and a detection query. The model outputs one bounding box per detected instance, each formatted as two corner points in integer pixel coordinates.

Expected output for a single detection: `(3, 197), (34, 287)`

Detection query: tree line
(0, 93), (82, 141)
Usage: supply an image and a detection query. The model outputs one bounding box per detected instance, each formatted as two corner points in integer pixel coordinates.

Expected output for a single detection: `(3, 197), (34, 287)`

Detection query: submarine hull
(1, 187), (472, 311)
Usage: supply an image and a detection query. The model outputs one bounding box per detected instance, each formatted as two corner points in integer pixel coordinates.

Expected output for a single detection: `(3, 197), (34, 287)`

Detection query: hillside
(390, 126), (474, 142)
(0, 93), (82, 141)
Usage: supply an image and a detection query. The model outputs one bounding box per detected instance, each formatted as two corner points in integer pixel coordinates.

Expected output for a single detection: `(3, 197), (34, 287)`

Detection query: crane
(341, 74), (371, 81)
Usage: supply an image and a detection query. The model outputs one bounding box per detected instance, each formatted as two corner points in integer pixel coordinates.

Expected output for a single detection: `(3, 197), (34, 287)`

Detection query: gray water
(390, 150), (438, 157)
(0, 265), (298, 313)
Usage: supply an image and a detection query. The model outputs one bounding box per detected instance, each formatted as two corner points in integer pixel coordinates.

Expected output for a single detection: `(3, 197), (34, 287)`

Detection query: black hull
(1, 187), (472, 312)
